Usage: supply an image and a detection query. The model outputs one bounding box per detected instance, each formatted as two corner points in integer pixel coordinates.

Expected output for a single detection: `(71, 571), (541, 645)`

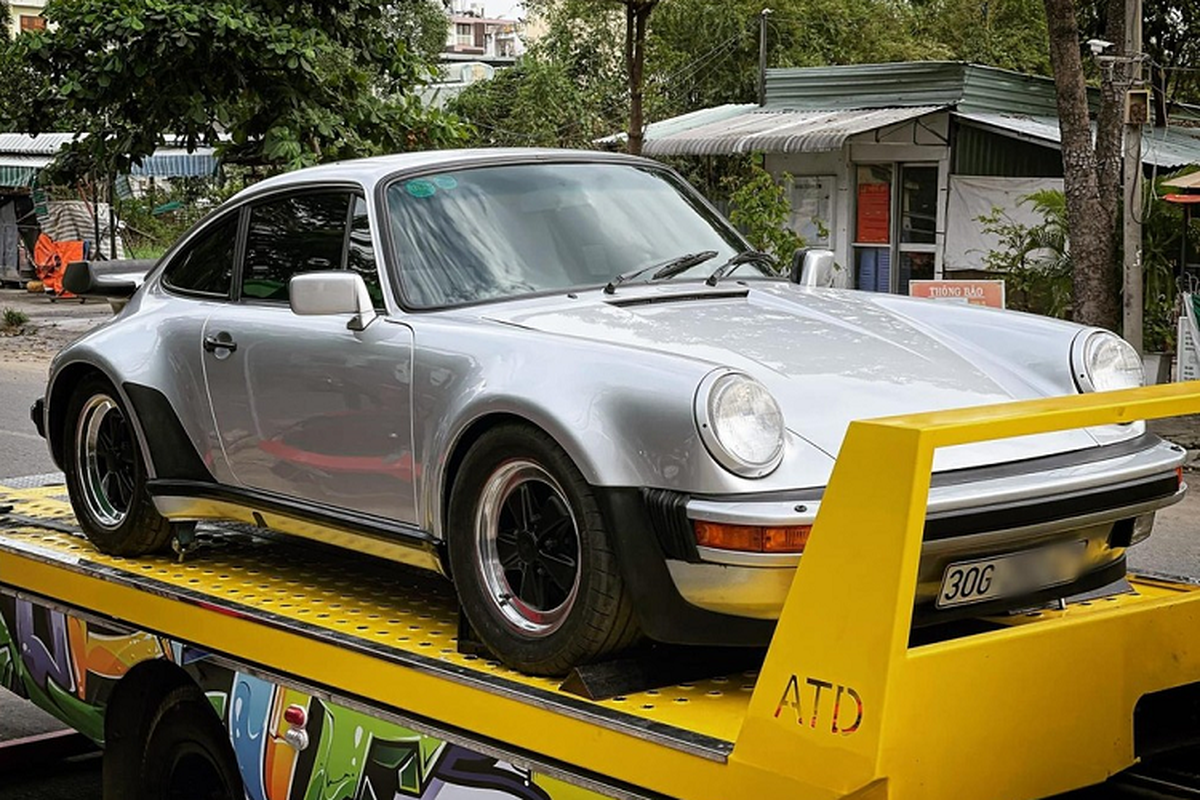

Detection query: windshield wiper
(604, 250), (719, 295)
(705, 250), (776, 286)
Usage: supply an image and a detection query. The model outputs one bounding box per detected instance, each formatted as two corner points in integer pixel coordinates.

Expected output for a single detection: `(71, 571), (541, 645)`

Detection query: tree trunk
(1151, 63), (1168, 127)
(624, 0), (656, 156)
(1044, 0), (1120, 331)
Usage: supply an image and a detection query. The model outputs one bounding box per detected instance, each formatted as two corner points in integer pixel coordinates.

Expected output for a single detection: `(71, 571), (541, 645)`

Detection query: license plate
(936, 541), (1088, 609)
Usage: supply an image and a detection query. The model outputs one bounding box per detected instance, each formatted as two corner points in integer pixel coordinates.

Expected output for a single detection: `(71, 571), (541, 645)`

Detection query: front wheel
(63, 375), (173, 555)
(448, 424), (639, 675)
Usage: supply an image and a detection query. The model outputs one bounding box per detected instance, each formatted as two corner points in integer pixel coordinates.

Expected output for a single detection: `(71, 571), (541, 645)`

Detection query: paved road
(0, 288), (1198, 797)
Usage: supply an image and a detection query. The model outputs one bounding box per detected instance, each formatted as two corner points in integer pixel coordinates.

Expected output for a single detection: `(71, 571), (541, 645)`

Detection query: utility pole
(1122, 0), (1144, 352)
(758, 8), (772, 106)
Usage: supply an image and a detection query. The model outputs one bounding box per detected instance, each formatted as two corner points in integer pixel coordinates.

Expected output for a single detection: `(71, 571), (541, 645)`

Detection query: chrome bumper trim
(687, 439), (1185, 528)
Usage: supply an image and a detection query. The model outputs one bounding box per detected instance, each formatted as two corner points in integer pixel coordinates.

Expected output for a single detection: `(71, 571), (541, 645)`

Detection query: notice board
(856, 182), (890, 244)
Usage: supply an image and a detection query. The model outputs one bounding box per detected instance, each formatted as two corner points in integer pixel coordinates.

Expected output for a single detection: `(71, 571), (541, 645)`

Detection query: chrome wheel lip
(474, 459), (582, 638)
(76, 394), (133, 530)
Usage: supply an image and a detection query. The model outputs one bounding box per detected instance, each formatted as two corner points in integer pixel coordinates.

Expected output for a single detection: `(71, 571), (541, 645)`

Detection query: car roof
(236, 148), (654, 200)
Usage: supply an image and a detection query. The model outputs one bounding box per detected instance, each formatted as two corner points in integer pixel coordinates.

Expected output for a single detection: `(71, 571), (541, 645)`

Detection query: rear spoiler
(63, 259), (156, 311)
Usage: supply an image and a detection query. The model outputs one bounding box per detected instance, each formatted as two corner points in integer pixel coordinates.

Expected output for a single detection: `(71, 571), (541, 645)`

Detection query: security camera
(1087, 39), (1115, 55)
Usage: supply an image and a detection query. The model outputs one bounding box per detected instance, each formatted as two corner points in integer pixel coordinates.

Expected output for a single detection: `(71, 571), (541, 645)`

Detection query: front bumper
(667, 435), (1187, 624)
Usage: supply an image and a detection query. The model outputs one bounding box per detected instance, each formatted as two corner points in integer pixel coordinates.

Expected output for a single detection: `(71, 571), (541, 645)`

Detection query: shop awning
(0, 154), (52, 188)
(632, 105), (946, 156)
(129, 148), (219, 178)
(1164, 171), (1200, 190)
(954, 111), (1200, 169)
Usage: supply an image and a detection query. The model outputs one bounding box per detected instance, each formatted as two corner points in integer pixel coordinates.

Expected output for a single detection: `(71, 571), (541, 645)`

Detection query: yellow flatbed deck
(5, 382), (1200, 800)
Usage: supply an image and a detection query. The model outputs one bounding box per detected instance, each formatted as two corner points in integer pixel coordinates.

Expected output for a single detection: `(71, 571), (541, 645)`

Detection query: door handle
(203, 333), (237, 353)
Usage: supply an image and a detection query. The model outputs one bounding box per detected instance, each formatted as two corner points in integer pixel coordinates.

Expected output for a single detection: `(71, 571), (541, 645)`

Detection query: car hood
(481, 282), (1106, 472)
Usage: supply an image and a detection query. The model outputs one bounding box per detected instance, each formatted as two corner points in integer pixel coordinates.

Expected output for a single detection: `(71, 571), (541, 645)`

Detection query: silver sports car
(33, 149), (1185, 675)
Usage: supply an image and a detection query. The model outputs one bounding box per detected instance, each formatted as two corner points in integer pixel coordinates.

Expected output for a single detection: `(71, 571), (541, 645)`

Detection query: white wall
(944, 176), (1065, 271)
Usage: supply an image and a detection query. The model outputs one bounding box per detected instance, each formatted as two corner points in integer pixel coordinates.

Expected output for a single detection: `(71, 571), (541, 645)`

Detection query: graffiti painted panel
(0, 591), (615, 799)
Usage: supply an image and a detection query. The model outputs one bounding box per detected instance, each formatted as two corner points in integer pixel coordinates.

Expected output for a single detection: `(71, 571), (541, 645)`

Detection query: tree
(14, 0), (465, 175)
(620, 0), (658, 155)
(1042, 0), (1124, 330)
(915, 0), (1051, 75)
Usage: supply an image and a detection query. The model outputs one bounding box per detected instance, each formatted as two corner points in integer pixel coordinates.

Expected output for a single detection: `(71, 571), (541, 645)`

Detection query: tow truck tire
(448, 423), (640, 676)
(63, 375), (173, 556)
(108, 685), (244, 800)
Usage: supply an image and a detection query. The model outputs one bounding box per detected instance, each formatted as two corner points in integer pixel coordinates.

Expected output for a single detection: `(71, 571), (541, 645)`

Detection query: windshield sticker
(405, 179), (437, 198)
(431, 175), (458, 190)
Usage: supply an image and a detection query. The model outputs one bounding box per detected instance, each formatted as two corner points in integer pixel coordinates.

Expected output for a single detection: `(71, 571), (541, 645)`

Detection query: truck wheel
(63, 375), (173, 555)
(107, 685), (244, 800)
(448, 424), (640, 675)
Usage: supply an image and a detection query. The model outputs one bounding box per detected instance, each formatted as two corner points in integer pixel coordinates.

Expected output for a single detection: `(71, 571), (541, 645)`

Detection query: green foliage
(978, 186), (1194, 349)
(977, 190), (1073, 318)
(450, 57), (614, 148)
(457, 0), (1052, 150)
(723, 160), (802, 266)
(913, 0), (1051, 75)
(13, 0), (466, 175)
(453, 2), (627, 148)
(2, 308), (28, 330)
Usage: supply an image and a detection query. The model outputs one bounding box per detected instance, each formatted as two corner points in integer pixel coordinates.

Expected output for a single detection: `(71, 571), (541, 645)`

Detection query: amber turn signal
(693, 521), (811, 553)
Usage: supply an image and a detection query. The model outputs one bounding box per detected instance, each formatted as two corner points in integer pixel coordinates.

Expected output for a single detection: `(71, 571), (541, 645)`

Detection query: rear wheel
(448, 424), (639, 675)
(63, 375), (173, 555)
(105, 685), (244, 800)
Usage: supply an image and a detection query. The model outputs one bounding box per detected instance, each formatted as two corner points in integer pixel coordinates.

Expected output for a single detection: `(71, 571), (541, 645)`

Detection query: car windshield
(384, 162), (766, 308)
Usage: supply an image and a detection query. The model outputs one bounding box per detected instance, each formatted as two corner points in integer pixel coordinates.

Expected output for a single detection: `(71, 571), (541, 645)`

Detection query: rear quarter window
(162, 213), (238, 298)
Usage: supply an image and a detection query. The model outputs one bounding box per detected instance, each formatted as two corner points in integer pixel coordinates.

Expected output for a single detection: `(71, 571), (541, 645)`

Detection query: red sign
(19, 15), (46, 31)
(856, 183), (890, 244)
(909, 280), (1006, 309)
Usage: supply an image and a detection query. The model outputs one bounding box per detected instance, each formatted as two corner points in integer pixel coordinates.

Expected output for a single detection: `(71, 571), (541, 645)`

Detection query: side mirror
(791, 249), (843, 289)
(289, 272), (377, 331)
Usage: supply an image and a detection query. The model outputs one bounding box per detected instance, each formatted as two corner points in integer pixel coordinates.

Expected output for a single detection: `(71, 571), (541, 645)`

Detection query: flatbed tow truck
(4, 384), (1200, 799)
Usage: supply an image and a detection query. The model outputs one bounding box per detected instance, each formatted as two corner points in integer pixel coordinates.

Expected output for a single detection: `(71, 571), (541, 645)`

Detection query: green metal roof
(764, 62), (1069, 118)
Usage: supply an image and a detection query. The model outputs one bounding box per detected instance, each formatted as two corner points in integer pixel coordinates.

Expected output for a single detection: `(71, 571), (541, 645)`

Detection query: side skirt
(146, 479), (445, 575)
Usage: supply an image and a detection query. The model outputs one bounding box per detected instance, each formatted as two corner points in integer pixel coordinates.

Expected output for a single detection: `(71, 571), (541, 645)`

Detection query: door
(202, 191), (418, 525)
(852, 162), (939, 294)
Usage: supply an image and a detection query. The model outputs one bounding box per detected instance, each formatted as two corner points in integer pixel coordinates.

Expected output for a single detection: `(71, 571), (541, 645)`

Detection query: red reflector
(283, 704), (307, 727)
(694, 521), (811, 553)
(1178, 466), (1185, 486)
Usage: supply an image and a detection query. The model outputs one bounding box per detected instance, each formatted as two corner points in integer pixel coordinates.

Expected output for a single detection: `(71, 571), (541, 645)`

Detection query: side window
(242, 192), (350, 302)
(162, 213), (238, 297)
(346, 195), (384, 308)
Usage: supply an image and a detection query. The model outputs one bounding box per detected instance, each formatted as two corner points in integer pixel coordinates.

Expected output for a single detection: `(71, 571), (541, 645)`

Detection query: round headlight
(1071, 330), (1144, 392)
(695, 371), (785, 478)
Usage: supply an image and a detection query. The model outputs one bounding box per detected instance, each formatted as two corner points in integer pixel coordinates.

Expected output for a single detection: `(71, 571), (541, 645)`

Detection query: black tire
(63, 374), (173, 555)
(105, 685), (244, 800)
(448, 423), (640, 675)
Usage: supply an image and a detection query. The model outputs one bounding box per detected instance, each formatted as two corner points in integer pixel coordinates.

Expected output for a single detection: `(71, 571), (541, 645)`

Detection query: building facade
(6, 0), (46, 37)
(637, 62), (1200, 296)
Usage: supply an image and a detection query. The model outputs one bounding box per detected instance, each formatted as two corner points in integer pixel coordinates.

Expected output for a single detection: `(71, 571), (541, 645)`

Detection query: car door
(202, 190), (418, 526)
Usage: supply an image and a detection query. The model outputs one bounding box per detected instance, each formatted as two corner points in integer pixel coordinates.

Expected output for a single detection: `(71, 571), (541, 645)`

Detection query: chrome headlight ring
(694, 369), (785, 478)
(1070, 329), (1144, 393)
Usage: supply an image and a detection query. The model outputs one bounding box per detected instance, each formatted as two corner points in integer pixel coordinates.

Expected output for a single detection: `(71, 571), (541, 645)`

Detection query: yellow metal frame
(3, 383), (1200, 799)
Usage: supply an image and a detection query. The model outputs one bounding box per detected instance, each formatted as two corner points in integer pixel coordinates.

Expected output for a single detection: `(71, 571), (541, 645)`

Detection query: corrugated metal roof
(763, 62), (1068, 118)
(955, 111), (1200, 168)
(0, 132), (79, 156)
(596, 103), (757, 145)
(0, 133), (218, 178)
(641, 106), (944, 156)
